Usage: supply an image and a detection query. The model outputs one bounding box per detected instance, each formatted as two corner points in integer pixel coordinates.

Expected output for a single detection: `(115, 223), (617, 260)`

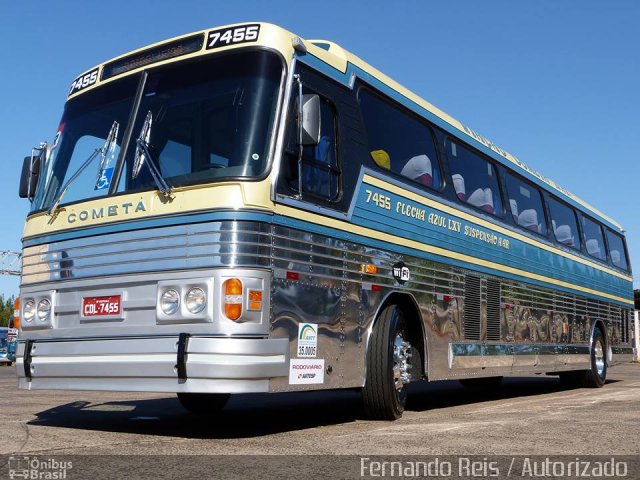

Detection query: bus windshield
(33, 50), (283, 211)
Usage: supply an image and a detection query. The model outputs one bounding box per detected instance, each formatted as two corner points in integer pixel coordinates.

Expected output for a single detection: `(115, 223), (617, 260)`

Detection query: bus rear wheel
(176, 393), (230, 414)
(362, 305), (413, 420)
(579, 327), (607, 388)
(559, 327), (606, 389)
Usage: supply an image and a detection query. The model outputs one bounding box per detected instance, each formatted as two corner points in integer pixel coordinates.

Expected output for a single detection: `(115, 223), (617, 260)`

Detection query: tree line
(0, 294), (15, 327)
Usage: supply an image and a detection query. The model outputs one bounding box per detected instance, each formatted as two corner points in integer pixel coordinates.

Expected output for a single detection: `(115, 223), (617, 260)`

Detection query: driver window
(280, 90), (340, 202)
(301, 97), (339, 201)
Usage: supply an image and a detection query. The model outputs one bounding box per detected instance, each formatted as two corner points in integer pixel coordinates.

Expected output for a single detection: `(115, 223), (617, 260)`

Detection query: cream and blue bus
(16, 22), (634, 419)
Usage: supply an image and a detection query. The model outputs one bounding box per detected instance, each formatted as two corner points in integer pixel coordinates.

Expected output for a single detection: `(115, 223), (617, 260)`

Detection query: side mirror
(298, 94), (321, 146)
(19, 155), (42, 200)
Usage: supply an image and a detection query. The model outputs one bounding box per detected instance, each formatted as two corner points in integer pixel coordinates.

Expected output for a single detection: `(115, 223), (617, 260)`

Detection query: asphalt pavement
(0, 362), (638, 478)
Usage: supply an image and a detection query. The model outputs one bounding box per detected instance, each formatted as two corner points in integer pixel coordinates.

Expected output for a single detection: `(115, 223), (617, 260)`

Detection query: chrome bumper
(16, 336), (289, 393)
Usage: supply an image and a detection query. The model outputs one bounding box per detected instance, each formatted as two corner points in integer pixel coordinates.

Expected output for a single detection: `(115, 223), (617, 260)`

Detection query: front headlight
(37, 299), (52, 322)
(160, 289), (180, 315)
(23, 299), (36, 324)
(185, 287), (206, 314)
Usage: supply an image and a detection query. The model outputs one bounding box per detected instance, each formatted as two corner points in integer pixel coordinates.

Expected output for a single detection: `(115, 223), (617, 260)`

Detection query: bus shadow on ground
(407, 376), (618, 412)
(29, 376), (618, 439)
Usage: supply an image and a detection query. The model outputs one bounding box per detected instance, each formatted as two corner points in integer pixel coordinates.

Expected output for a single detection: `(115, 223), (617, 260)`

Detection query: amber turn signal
(248, 290), (262, 311)
(360, 264), (378, 275)
(13, 297), (20, 330)
(223, 278), (243, 321)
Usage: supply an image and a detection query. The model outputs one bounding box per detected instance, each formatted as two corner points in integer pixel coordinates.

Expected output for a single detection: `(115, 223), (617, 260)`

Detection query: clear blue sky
(1, 0), (638, 297)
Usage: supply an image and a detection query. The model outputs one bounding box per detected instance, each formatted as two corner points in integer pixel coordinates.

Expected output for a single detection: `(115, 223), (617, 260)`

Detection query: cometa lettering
(67, 201), (146, 224)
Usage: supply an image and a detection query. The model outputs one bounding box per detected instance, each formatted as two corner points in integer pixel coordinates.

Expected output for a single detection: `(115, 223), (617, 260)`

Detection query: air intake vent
(464, 275), (481, 341)
(486, 279), (501, 341)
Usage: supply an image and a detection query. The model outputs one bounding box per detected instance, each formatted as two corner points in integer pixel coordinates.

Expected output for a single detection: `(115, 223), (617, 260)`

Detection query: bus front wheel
(362, 305), (413, 420)
(176, 392), (230, 414)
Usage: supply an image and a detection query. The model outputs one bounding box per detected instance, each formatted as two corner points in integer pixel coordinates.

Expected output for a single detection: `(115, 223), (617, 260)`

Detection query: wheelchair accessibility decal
(95, 167), (114, 191)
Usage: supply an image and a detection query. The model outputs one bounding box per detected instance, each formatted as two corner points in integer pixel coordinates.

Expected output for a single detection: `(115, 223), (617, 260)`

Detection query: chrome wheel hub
(594, 340), (605, 377)
(393, 333), (413, 391)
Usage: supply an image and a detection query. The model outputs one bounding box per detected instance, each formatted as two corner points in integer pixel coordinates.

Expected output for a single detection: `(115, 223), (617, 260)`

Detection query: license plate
(82, 295), (121, 317)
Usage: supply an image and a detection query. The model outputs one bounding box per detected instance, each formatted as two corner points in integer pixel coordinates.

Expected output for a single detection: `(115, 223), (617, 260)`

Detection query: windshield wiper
(95, 121), (119, 190)
(132, 110), (171, 196)
(49, 120), (119, 216)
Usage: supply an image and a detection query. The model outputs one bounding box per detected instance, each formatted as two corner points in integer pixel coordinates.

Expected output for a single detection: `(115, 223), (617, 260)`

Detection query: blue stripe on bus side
(349, 182), (631, 300)
(297, 54), (622, 232)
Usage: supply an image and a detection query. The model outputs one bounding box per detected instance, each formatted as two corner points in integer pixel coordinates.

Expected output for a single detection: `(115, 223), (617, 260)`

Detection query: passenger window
(581, 216), (606, 261)
(300, 98), (340, 201)
(358, 89), (441, 189)
(504, 174), (547, 235)
(547, 197), (580, 249)
(446, 139), (502, 216)
(605, 229), (629, 270)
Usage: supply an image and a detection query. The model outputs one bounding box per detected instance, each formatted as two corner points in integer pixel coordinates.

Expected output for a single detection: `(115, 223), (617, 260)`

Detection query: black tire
(176, 393), (230, 414)
(579, 328), (607, 388)
(459, 376), (503, 390)
(362, 305), (412, 420)
(558, 328), (607, 389)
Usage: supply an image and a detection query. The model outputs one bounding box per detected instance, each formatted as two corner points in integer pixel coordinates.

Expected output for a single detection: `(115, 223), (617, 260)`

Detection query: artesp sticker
(289, 359), (325, 385)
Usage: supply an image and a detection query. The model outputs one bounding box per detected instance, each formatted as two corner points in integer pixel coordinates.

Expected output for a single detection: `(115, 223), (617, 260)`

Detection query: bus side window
(504, 174), (547, 235)
(605, 229), (629, 270)
(581, 216), (606, 261)
(446, 139), (502, 216)
(548, 197), (580, 249)
(357, 89), (441, 190)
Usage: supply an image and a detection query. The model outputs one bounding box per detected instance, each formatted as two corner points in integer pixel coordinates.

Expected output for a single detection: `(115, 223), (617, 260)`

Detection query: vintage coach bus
(16, 22), (634, 419)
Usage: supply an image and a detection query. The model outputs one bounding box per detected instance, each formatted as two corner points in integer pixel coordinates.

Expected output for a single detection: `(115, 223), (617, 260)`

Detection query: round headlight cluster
(159, 287), (208, 316)
(23, 299), (36, 323)
(160, 289), (180, 315)
(37, 299), (52, 322)
(185, 288), (206, 314)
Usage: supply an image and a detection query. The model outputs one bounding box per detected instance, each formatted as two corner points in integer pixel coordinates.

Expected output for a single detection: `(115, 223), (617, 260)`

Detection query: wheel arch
(366, 291), (427, 380)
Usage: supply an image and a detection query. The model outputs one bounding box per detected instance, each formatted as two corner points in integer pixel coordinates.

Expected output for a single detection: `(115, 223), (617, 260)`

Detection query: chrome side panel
(264, 224), (632, 384)
(610, 346), (634, 366)
(448, 343), (591, 375)
(269, 225), (364, 391)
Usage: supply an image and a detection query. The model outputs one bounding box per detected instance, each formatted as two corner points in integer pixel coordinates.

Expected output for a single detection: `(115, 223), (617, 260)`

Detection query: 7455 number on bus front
(206, 24), (260, 50)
